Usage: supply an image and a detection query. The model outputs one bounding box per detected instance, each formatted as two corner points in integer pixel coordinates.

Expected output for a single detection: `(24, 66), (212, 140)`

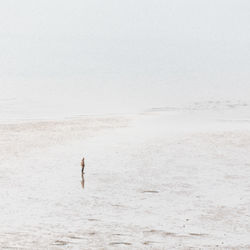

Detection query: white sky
(0, 0), (250, 114)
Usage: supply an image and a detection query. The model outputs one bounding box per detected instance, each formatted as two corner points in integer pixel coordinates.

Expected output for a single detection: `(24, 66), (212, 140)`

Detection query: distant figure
(81, 157), (85, 189)
(81, 157), (85, 175)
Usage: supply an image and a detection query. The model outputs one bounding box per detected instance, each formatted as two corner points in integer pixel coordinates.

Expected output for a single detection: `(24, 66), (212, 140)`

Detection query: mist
(1, 0), (250, 117)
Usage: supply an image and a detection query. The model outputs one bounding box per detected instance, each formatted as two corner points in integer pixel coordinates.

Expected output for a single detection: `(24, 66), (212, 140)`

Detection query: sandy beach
(1, 103), (250, 249)
(1, 0), (250, 248)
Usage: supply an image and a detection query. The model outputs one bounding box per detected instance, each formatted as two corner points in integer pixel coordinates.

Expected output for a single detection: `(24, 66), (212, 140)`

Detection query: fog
(0, 0), (250, 117)
(1, 2), (250, 248)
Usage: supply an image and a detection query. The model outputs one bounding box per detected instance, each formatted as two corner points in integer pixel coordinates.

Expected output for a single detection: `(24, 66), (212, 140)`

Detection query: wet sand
(0, 107), (250, 249)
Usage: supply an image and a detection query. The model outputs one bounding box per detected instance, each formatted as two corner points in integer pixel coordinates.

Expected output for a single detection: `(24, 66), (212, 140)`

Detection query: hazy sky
(0, 0), (250, 115)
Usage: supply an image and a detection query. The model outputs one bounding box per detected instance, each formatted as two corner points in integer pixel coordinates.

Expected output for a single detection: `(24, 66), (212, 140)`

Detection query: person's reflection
(81, 175), (85, 189)
(81, 157), (85, 189)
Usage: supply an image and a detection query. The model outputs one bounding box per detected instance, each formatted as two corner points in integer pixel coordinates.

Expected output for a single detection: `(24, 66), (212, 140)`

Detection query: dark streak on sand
(109, 242), (132, 246)
(68, 235), (84, 240)
(88, 232), (97, 236)
(144, 229), (195, 239)
(143, 241), (161, 245)
(111, 204), (125, 207)
(53, 240), (69, 246)
(164, 232), (177, 236)
(88, 218), (99, 221)
(189, 233), (208, 237)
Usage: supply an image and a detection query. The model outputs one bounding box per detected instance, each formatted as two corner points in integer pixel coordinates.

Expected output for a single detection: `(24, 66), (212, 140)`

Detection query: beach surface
(0, 103), (250, 249)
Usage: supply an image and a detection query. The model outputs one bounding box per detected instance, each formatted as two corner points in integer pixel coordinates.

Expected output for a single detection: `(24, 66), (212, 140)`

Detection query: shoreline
(0, 114), (132, 163)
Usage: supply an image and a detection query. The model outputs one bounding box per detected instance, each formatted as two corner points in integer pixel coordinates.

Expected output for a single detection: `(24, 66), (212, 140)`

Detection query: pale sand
(0, 108), (250, 249)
